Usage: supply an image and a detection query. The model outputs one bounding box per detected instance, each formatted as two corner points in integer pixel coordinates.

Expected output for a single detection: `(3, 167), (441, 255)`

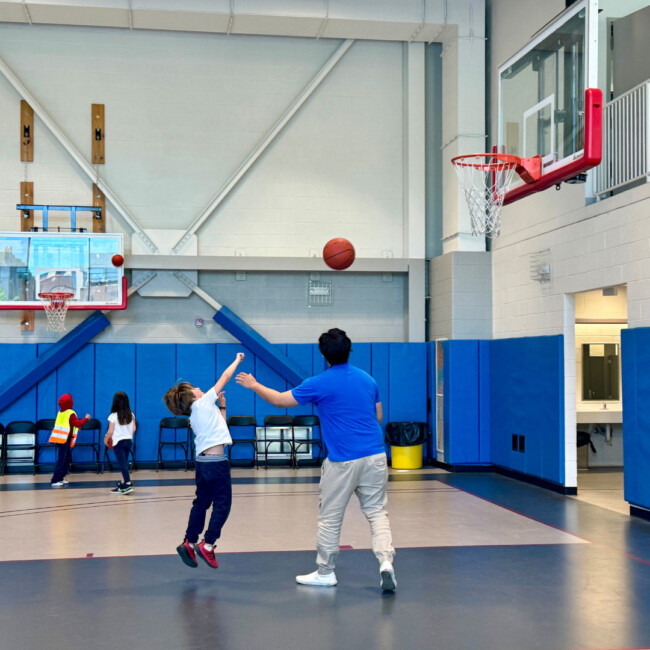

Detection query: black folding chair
(261, 415), (294, 469)
(227, 416), (257, 468)
(73, 418), (102, 473)
(292, 415), (325, 468)
(4, 421), (37, 474)
(35, 418), (57, 473)
(158, 417), (191, 470)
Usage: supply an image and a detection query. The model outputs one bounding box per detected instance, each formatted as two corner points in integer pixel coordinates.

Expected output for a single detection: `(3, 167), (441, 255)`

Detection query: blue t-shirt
(291, 363), (385, 462)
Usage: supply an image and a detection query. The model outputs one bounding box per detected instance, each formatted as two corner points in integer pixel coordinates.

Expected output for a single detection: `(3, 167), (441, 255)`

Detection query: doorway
(573, 285), (627, 514)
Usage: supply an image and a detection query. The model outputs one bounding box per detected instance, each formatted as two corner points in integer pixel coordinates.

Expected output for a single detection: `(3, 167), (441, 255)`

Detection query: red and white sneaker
(176, 540), (198, 568)
(196, 540), (219, 568)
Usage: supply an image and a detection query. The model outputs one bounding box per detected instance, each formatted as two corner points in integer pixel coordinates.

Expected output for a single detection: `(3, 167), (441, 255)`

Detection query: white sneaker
(295, 570), (337, 587)
(379, 561), (396, 591)
(62, 480), (69, 486)
(51, 481), (66, 488)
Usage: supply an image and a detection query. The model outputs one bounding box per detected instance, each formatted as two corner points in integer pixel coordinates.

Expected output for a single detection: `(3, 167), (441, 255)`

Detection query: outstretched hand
(236, 372), (256, 389)
(236, 352), (245, 363)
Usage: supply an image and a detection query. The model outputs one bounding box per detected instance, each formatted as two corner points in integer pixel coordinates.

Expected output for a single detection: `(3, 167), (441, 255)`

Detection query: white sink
(576, 409), (623, 424)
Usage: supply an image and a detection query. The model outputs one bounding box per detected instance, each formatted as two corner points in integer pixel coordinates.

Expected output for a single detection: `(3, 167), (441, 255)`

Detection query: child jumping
(163, 352), (245, 569)
(50, 393), (90, 488)
(105, 391), (136, 495)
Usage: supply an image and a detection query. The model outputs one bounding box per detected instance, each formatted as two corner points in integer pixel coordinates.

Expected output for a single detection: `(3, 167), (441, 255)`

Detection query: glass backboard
(0, 232), (124, 309)
(498, 0), (598, 177)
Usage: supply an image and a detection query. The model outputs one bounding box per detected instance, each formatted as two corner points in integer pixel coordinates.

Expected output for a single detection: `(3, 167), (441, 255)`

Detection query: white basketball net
(452, 155), (520, 237)
(38, 292), (74, 332)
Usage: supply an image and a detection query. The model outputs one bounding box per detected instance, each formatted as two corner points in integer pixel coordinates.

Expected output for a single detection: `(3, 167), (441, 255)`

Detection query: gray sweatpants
(317, 452), (395, 572)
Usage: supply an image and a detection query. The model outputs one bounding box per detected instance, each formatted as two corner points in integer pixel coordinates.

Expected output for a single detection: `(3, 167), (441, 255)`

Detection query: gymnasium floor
(2, 467), (650, 650)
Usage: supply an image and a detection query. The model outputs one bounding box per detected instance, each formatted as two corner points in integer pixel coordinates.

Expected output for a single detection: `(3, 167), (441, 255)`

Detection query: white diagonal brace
(127, 271), (157, 297)
(174, 271), (223, 311)
(171, 38), (355, 255)
(0, 54), (159, 254)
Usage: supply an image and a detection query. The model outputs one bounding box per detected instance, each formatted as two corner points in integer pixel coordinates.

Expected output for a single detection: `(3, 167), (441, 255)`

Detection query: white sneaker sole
(295, 574), (337, 587)
(380, 569), (396, 592)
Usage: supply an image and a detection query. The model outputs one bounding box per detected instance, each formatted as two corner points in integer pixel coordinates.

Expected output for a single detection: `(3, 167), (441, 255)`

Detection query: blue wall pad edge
(214, 305), (307, 386)
(621, 327), (650, 510)
(0, 311), (110, 413)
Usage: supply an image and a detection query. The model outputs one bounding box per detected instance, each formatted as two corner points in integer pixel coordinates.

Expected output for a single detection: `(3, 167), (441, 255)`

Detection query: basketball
(323, 238), (355, 270)
(111, 254), (124, 267)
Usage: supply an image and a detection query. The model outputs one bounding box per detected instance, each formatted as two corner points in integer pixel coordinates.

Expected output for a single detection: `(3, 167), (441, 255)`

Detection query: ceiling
(0, 0), (469, 42)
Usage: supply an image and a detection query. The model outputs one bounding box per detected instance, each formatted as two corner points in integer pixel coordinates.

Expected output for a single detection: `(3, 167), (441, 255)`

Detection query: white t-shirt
(108, 411), (136, 444)
(190, 387), (232, 454)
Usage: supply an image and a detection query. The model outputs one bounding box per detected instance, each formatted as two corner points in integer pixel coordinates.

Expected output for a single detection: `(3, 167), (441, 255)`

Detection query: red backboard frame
(503, 88), (603, 205)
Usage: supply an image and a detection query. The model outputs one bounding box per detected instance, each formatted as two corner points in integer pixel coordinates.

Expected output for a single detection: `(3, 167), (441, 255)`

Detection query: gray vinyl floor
(574, 467), (627, 515)
(1, 466), (650, 650)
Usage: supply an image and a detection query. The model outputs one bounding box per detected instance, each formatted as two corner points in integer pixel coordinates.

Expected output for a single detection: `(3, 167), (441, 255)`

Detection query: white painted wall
(429, 251), (491, 340)
(0, 23), (408, 342)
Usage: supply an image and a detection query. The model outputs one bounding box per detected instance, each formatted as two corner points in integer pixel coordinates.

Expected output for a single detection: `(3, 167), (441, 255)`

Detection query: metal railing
(594, 80), (650, 198)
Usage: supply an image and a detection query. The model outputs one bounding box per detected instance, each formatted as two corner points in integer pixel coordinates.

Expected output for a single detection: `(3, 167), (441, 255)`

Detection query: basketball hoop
(451, 153), (541, 237)
(38, 292), (74, 332)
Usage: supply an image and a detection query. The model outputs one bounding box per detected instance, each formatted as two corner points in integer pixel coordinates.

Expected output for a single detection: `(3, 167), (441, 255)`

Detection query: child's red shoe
(196, 540), (219, 568)
(176, 539), (198, 568)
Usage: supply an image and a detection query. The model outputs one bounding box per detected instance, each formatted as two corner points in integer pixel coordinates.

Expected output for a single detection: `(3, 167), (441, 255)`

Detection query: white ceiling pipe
(0, 0), (460, 42)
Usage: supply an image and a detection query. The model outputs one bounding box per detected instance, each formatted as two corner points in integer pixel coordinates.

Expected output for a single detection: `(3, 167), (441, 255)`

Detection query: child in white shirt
(105, 391), (136, 495)
(163, 352), (245, 569)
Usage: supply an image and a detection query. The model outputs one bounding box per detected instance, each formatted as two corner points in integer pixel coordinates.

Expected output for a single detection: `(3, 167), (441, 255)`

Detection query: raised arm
(214, 353), (245, 394)
(236, 372), (298, 408)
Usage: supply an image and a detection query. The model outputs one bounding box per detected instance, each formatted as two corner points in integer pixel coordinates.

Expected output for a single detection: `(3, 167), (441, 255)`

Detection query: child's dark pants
(51, 435), (73, 484)
(185, 457), (232, 545)
(113, 439), (132, 484)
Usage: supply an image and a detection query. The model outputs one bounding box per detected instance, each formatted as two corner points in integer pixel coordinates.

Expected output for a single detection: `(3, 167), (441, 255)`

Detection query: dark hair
(111, 391), (133, 426)
(318, 328), (352, 365)
(163, 382), (195, 416)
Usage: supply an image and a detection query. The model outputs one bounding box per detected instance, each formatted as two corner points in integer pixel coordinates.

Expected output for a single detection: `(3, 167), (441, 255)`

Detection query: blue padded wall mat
(388, 343), (427, 422)
(0, 342), (429, 465)
(136, 344), (177, 463)
(478, 341), (491, 463)
(286, 344), (316, 417)
(36, 344), (56, 424)
(0, 344), (37, 425)
(95, 344), (136, 463)
(58, 343), (96, 464)
(622, 328), (650, 510)
(441, 340), (484, 465)
(0, 311), (109, 414)
(490, 335), (564, 484)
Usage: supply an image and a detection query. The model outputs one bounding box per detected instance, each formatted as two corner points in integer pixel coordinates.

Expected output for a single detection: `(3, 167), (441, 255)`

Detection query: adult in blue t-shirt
(236, 328), (396, 592)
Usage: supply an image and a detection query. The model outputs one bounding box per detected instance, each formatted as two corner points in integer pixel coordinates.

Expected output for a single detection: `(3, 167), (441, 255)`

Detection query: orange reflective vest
(49, 409), (79, 448)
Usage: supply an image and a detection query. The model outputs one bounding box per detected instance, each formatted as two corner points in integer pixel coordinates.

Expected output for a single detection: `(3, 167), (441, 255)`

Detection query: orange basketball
(111, 254), (124, 267)
(323, 238), (355, 270)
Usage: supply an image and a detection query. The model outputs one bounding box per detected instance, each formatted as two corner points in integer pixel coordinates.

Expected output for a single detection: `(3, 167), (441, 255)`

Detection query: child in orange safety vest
(50, 393), (90, 488)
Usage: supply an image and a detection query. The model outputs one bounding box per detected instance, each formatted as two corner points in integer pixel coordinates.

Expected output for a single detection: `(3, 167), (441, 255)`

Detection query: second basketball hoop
(451, 153), (541, 238)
